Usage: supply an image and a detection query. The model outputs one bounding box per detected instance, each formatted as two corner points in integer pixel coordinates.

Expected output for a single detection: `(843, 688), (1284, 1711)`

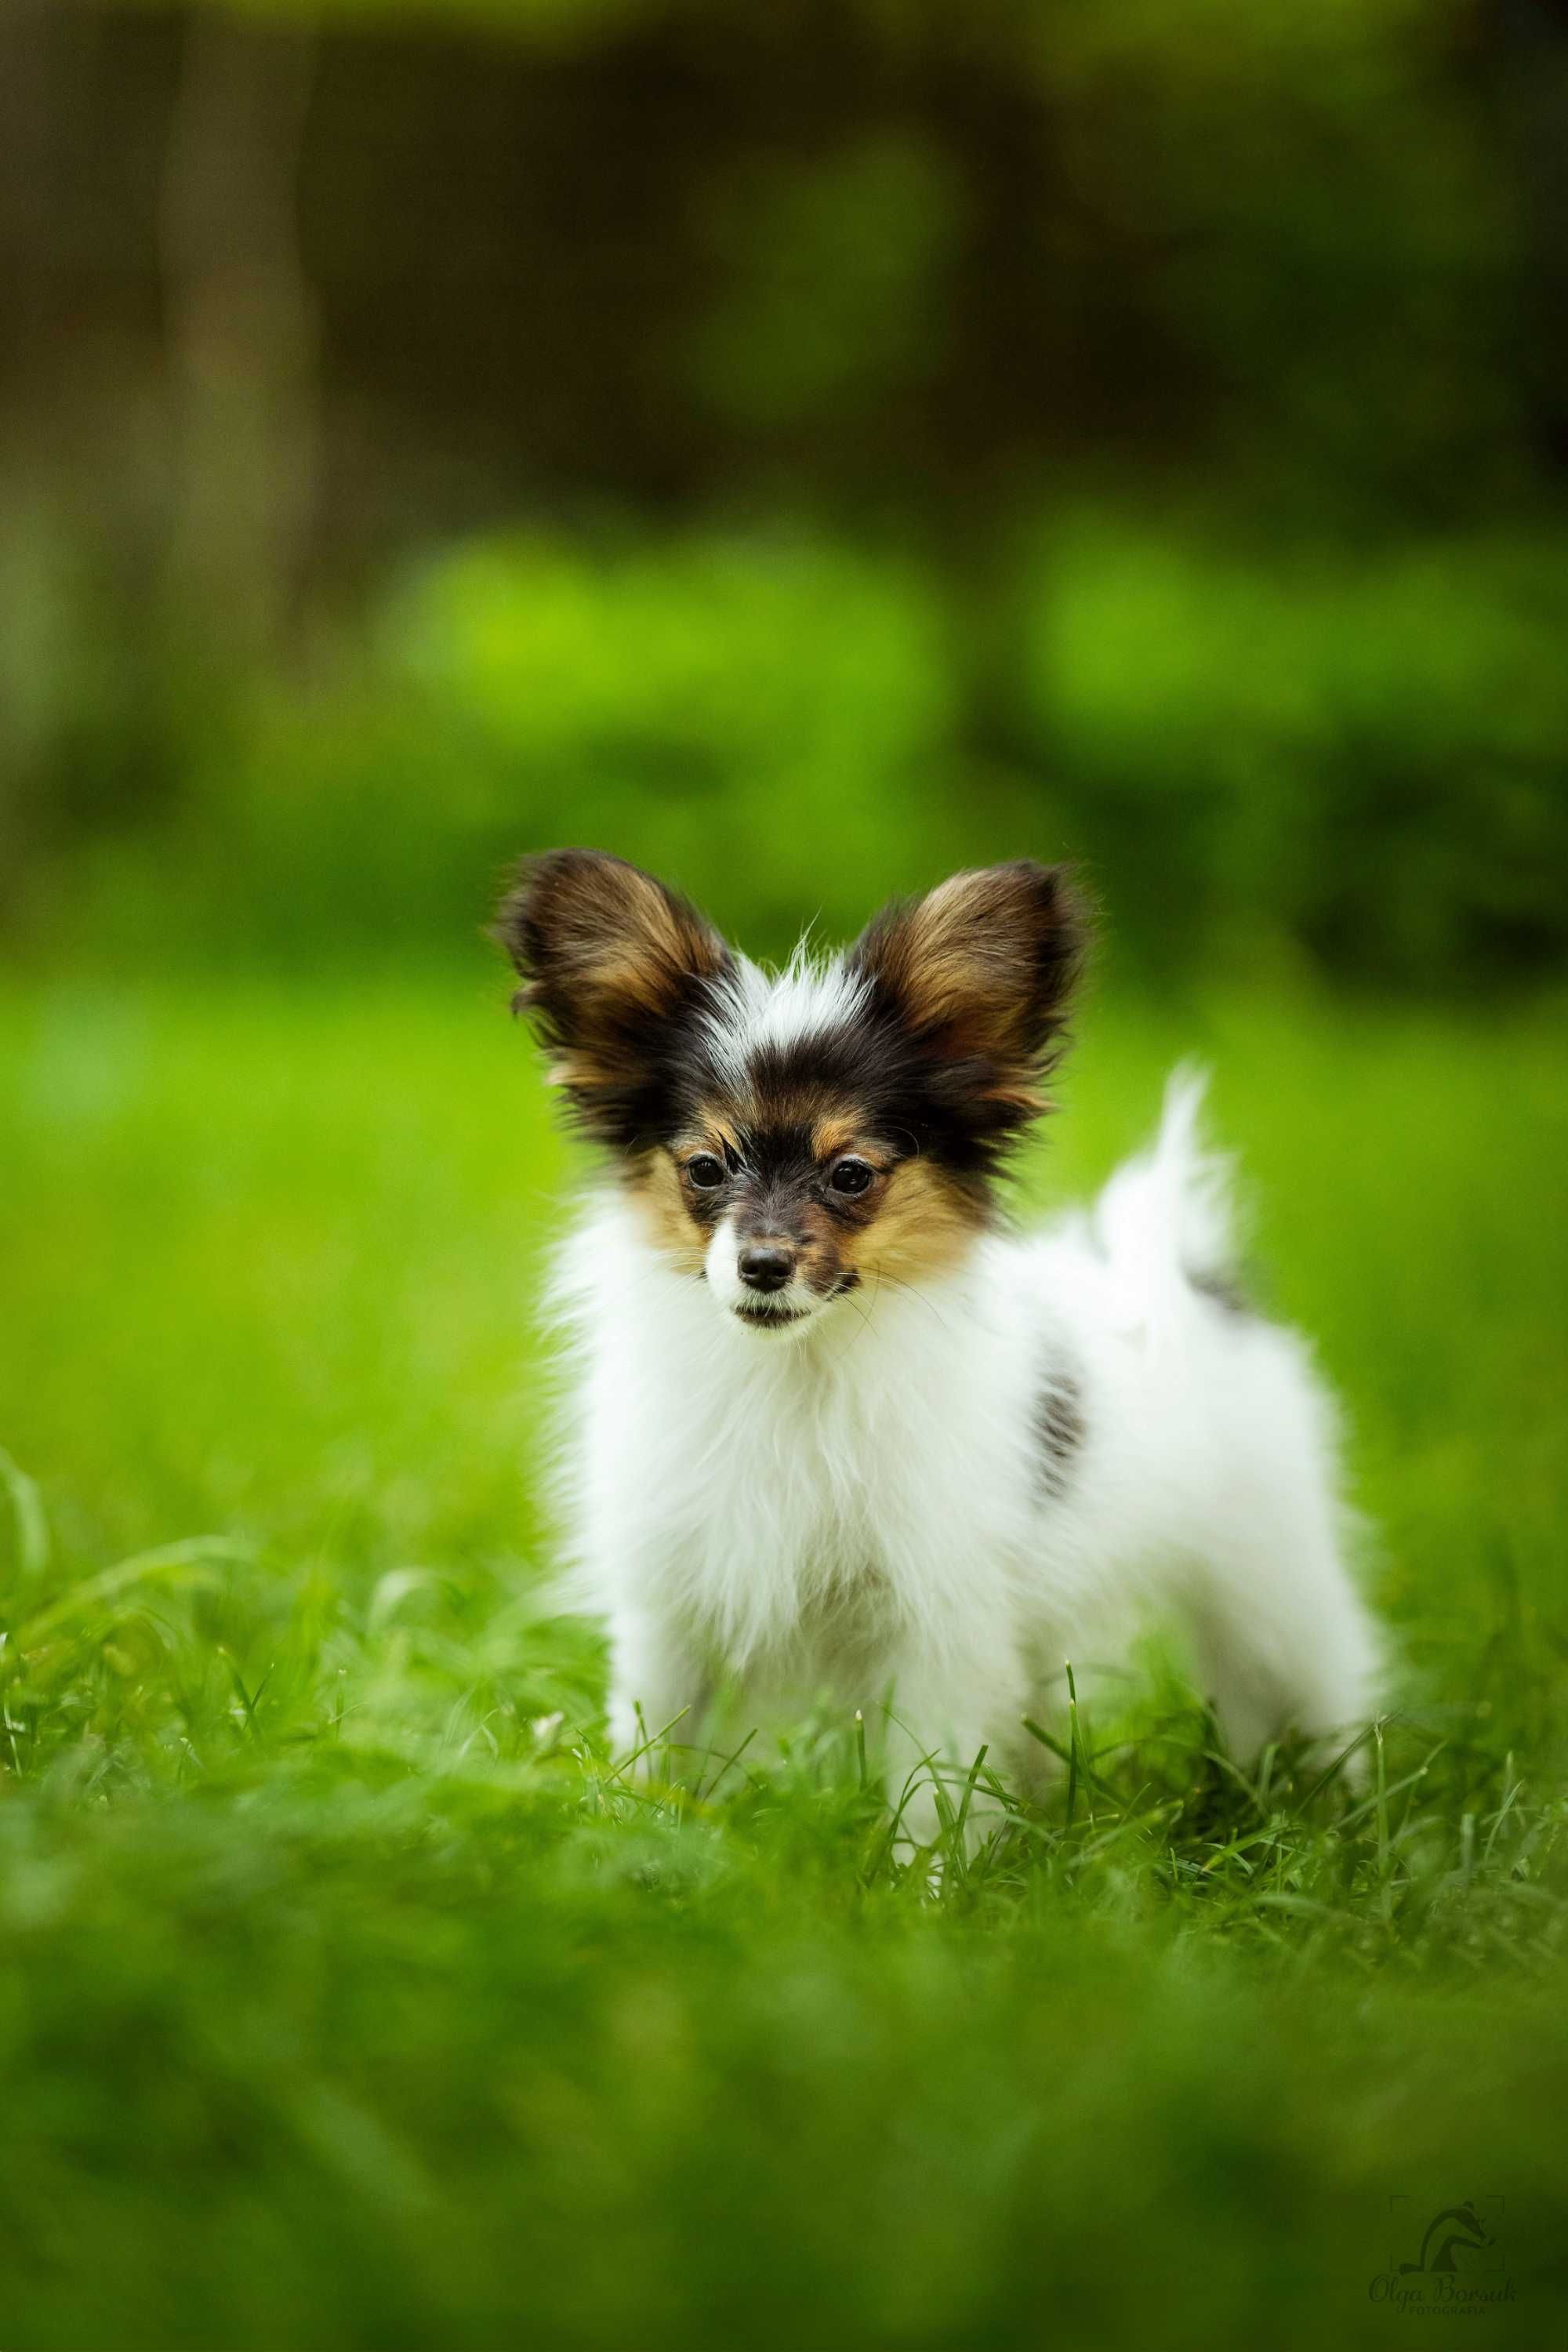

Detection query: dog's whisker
(869, 1269), (954, 1337)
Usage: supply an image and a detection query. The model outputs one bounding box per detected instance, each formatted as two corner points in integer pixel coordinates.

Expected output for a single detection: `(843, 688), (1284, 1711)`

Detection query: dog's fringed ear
(848, 861), (1090, 1117)
(495, 849), (733, 1142)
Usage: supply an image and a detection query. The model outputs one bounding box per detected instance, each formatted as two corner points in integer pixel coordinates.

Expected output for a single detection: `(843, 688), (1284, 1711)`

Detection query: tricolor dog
(497, 851), (1381, 1845)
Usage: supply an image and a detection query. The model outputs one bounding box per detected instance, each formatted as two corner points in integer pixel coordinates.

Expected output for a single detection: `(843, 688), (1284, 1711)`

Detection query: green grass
(2, 969), (1566, 2348)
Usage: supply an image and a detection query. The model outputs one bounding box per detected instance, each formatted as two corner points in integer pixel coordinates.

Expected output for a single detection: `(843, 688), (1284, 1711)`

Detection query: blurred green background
(3, 5), (1568, 2348)
(5, 0), (1568, 984)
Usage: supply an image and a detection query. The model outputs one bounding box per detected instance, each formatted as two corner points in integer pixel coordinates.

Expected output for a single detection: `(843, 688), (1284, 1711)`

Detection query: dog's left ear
(495, 848), (733, 1143)
(848, 861), (1090, 1112)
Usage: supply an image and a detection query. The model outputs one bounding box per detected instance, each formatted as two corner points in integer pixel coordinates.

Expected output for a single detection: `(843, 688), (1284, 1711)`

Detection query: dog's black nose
(738, 1243), (795, 1293)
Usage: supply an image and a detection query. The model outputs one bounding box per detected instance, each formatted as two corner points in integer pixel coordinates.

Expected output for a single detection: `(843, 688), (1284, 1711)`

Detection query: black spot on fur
(1187, 1265), (1254, 1316)
(1034, 1364), (1085, 1501)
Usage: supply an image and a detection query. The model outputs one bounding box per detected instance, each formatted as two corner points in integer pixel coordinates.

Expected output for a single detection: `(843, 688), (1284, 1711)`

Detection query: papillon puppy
(498, 849), (1380, 1840)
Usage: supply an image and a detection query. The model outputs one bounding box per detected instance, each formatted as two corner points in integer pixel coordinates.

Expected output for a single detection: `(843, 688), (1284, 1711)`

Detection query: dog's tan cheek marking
(626, 1154), (709, 1274)
(847, 1160), (982, 1283)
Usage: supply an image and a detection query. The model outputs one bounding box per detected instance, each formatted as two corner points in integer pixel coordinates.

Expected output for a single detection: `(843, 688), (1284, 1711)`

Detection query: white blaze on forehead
(699, 943), (869, 1090)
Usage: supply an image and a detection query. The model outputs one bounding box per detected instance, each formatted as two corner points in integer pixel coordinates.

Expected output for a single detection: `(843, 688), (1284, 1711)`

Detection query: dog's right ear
(848, 860), (1089, 1123)
(494, 850), (733, 1145)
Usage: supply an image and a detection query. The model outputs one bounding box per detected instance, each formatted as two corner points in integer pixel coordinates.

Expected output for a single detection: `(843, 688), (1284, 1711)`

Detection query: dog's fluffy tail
(1091, 1066), (1245, 1337)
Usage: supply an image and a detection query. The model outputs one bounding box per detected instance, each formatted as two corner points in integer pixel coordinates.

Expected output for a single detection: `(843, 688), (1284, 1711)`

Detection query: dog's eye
(828, 1156), (874, 1197)
(685, 1154), (726, 1191)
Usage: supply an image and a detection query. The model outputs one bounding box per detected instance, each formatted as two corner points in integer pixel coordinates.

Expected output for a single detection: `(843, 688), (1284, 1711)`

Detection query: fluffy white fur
(547, 1066), (1381, 1840)
(700, 942), (870, 1087)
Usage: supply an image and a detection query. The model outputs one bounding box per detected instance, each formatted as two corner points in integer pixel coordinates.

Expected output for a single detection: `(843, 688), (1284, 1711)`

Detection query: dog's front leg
(879, 1641), (1024, 1871)
(606, 1603), (708, 1785)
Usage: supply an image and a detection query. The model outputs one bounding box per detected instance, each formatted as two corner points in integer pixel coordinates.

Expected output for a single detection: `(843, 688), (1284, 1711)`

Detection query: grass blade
(18, 1535), (250, 1645)
(0, 1447), (51, 1586)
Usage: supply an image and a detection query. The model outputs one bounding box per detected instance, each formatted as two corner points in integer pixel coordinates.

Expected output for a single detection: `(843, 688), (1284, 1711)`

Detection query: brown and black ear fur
(494, 849), (734, 1149)
(848, 860), (1091, 1154)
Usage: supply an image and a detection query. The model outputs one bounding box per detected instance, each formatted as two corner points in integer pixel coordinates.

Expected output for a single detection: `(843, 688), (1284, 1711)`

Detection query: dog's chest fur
(563, 1207), (1040, 1675)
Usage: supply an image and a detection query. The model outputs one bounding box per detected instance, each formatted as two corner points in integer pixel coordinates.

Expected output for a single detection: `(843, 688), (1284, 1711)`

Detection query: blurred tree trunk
(1497, 0), (1568, 470)
(159, 8), (318, 657)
